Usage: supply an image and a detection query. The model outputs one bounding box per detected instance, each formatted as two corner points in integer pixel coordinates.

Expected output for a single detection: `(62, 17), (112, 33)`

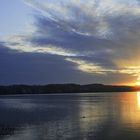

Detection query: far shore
(0, 84), (139, 95)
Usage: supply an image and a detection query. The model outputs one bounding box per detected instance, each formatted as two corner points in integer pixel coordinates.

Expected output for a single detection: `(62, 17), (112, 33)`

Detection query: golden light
(135, 76), (140, 86)
(116, 92), (140, 128)
(135, 81), (140, 86)
(137, 92), (140, 107)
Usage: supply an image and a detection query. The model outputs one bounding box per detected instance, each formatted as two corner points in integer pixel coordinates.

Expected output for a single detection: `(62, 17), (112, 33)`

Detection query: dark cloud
(0, 45), (75, 84)
(30, 15), (116, 66)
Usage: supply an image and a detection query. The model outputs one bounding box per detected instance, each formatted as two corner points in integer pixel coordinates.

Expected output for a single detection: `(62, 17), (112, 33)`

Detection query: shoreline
(0, 83), (139, 95)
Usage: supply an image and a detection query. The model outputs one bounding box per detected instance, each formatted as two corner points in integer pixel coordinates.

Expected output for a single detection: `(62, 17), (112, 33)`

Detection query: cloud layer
(1, 0), (140, 85)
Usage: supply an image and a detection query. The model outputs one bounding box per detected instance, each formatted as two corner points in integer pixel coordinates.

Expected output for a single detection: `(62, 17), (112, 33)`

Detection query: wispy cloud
(3, 35), (83, 57)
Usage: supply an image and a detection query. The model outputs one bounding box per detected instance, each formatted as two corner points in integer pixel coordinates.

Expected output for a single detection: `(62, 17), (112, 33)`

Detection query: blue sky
(0, 0), (140, 85)
(0, 0), (32, 36)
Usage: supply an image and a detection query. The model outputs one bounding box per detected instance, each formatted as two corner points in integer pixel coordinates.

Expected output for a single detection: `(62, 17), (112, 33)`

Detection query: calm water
(0, 92), (140, 140)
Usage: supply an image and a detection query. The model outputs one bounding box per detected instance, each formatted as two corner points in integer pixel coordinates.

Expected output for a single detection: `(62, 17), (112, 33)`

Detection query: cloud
(24, 0), (140, 38)
(3, 35), (84, 57)
(1, 0), (140, 84)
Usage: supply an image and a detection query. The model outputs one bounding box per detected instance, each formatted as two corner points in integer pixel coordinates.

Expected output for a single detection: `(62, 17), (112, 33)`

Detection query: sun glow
(135, 81), (140, 86)
(137, 92), (140, 107)
(135, 76), (140, 86)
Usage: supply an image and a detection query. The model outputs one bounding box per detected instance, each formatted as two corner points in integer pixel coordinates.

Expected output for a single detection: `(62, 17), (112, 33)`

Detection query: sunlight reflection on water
(0, 92), (140, 140)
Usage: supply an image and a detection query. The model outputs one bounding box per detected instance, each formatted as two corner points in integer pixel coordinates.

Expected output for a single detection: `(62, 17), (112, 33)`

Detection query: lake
(0, 92), (140, 140)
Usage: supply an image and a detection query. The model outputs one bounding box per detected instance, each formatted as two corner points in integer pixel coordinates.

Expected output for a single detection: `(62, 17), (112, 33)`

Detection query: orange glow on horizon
(113, 82), (136, 86)
(135, 81), (140, 86)
(123, 76), (140, 86)
(135, 76), (140, 86)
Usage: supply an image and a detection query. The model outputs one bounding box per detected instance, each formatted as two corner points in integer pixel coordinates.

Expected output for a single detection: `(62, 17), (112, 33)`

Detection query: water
(0, 92), (140, 140)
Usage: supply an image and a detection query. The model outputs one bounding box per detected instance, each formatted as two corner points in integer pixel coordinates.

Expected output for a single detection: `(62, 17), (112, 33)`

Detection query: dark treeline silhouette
(0, 84), (139, 95)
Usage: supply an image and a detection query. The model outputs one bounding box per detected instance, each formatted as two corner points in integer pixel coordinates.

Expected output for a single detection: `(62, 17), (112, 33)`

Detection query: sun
(135, 81), (140, 86)
(135, 76), (140, 86)
(137, 92), (140, 107)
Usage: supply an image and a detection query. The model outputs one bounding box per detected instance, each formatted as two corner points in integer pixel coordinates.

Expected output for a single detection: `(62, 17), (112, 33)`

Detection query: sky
(0, 0), (140, 85)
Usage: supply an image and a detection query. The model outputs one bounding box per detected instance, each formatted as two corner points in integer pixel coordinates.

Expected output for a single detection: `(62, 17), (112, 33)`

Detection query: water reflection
(114, 92), (140, 129)
(78, 95), (109, 138)
(0, 93), (140, 140)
